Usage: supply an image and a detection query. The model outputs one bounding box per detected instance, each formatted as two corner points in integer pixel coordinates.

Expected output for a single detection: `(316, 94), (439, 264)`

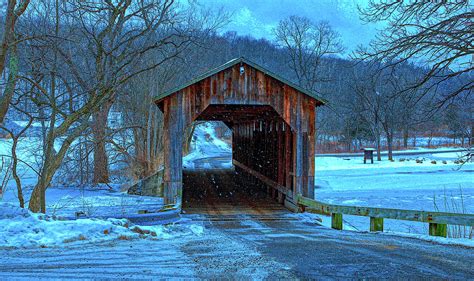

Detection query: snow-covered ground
(0, 202), (203, 248)
(0, 132), (197, 249)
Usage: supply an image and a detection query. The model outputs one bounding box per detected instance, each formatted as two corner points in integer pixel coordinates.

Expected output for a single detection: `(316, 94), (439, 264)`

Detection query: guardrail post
(331, 213), (343, 230)
(370, 217), (384, 232)
(429, 223), (447, 237)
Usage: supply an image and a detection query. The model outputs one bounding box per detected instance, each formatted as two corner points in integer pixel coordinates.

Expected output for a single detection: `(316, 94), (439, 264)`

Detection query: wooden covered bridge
(155, 58), (325, 210)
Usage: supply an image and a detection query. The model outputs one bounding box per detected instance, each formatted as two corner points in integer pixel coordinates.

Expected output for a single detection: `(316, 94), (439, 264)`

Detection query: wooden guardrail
(297, 195), (474, 237)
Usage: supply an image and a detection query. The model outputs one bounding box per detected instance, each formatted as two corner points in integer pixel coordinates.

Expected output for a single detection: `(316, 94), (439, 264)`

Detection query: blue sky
(199, 0), (381, 54)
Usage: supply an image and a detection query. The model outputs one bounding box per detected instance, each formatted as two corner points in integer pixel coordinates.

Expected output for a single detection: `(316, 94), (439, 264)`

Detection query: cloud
(198, 0), (381, 53)
(228, 7), (276, 39)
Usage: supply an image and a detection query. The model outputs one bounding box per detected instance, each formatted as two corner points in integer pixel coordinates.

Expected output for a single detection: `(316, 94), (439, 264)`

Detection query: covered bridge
(155, 58), (325, 210)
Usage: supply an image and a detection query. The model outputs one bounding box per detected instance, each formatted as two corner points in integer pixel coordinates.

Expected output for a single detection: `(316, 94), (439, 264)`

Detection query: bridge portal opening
(182, 105), (295, 213)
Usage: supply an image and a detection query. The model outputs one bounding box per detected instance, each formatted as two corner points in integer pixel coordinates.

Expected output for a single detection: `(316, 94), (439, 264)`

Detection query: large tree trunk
(92, 100), (113, 184)
(0, 0), (30, 124)
(28, 180), (47, 213)
(0, 0), (17, 78)
(29, 162), (55, 213)
(0, 44), (18, 124)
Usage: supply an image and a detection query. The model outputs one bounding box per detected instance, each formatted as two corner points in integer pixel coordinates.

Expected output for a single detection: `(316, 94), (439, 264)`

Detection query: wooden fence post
(370, 217), (384, 232)
(331, 213), (343, 230)
(429, 223), (447, 237)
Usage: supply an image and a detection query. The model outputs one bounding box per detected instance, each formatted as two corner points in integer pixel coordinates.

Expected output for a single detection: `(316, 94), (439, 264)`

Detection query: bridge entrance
(155, 58), (324, 211)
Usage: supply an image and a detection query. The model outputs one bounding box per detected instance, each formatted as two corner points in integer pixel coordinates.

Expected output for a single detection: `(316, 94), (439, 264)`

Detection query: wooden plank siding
(157, 61), (321, 206)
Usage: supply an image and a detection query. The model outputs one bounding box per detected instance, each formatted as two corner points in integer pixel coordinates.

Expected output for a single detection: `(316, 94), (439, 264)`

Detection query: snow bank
(0, 202), (203, 248)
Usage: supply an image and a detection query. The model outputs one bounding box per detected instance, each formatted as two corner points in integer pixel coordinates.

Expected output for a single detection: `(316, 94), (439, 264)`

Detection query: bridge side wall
(161, 63), (317, 206)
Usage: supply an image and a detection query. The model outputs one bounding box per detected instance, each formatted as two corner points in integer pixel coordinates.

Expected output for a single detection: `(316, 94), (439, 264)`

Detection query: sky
(198, 0), (382, 54)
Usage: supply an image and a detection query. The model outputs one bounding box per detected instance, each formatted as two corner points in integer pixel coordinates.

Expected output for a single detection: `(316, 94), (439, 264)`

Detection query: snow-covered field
(314, 153), (473, 238)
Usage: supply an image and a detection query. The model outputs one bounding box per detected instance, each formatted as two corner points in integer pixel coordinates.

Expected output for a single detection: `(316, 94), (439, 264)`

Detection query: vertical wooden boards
(162, 93), (185, 205)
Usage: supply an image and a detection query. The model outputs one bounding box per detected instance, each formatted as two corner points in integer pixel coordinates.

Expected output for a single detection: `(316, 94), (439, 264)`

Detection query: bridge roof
(154, 57), (326, 105)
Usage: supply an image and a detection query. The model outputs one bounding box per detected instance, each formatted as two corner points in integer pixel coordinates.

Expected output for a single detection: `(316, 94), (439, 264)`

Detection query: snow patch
(381, 231), (474, 248)
(0, 202), (203, 248)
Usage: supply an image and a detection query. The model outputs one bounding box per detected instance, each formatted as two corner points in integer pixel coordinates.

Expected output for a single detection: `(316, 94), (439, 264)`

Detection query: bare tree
(357, 1), (472, 106)
(352, 64), (383, 160)
(274, 15), (344, 92)
(16, 0), (226, 212)
(62, 0), (227, 185)
(0, 105), (33, 207)
(352, 61), (423, 160)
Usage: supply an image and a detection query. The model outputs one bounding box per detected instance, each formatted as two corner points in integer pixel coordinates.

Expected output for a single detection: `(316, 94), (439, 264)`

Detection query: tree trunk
(403, 128), (409, 148)
(470, 124), (474, 146)
(0, 44), (18, 125)
(376, 135), (382, 161)
(387, 131), (393, 161)
(11, 136), (24, 208)
(0, 0), (17, 79)
(92, 100), (113, 184)
(29, 164), (55, 213)
(183, 122), (198, 156)
(28, 182), (45, 213)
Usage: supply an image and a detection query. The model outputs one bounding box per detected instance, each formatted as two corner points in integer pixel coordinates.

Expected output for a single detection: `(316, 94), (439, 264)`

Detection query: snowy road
(1, 220), (473, 279)
(1, 205), (473, 278)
